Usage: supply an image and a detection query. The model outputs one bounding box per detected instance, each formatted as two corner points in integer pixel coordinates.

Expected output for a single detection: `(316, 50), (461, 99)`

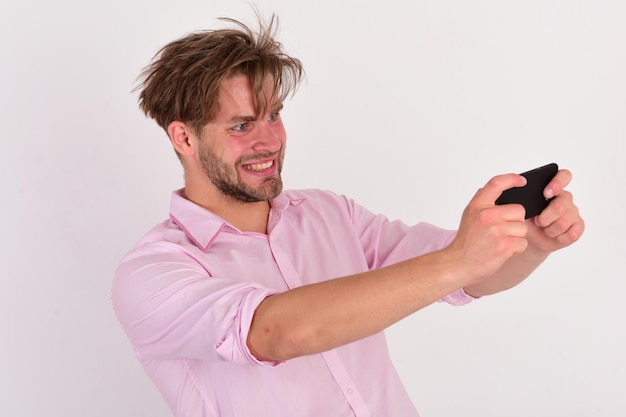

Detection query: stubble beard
(198, 145), (284, 203)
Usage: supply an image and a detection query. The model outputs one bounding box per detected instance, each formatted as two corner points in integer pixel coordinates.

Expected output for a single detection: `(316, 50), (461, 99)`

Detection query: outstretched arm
(248, 172), (585, 361)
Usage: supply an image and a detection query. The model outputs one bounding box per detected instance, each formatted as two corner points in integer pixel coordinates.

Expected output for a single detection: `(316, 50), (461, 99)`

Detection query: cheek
(275, 122), (287, 145)
(220, 139), (249, 157)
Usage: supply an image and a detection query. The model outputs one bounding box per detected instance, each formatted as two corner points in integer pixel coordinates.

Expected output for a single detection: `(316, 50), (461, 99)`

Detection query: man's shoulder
(124, 218), (185, 252)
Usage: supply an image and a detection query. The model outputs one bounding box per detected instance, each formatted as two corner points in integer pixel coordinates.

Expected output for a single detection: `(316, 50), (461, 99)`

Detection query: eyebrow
(224, 103), (284, 124)
(225, 115), (257, 124)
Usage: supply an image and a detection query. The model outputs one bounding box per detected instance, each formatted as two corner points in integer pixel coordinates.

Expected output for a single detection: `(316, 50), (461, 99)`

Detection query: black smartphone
(495, 163), (559, 219)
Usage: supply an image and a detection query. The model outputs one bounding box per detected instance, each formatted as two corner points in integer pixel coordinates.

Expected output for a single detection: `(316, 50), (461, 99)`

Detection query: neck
(183, 184), (272, 234)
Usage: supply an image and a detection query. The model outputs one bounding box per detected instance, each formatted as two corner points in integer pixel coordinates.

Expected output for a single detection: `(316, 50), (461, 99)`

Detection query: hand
(526, 169), (585, 253)
(448, 173), (530, 283)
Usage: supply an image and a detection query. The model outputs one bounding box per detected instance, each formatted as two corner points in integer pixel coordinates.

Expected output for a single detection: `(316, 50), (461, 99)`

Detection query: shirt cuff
(438, 287), (477, 306)
(214, 287), (285, 367)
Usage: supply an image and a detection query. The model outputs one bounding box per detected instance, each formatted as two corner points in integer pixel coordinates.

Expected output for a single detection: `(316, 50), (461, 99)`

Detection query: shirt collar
(168, 189), (305, 251)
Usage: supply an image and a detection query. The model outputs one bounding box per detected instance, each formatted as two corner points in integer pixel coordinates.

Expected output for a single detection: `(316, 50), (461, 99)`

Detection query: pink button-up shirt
(112, 189), (473, 417)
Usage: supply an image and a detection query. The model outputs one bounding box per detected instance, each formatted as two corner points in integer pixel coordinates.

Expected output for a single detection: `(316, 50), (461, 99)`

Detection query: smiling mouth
(243, 160), (274, 171)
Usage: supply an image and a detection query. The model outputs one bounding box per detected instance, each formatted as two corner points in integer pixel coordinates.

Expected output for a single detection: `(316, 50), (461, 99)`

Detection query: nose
(252, 121), (284, 153)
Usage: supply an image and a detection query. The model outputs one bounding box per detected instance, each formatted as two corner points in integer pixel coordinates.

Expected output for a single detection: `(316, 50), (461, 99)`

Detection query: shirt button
(346, 388), (354, 395)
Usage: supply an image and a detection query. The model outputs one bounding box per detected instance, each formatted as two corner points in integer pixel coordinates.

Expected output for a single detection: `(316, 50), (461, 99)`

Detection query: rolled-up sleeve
(112, 248), (280, 366)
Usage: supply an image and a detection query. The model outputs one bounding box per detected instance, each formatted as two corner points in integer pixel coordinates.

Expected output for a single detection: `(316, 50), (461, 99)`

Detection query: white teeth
(245, 161), (273, 171)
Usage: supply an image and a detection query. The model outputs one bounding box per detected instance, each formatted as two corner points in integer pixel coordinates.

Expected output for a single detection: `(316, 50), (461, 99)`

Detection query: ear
(167, 121), (196, 156)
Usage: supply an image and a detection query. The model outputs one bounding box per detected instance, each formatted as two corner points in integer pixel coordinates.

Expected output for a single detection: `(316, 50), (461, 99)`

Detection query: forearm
(248, 249), (469, 361)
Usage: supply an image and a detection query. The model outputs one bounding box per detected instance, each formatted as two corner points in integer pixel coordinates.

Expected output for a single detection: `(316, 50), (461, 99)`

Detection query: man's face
(197, 74), (286, 203)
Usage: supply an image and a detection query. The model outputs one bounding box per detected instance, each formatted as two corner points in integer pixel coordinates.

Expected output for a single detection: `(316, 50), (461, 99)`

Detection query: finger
(504, 219), (529, 239)
(475, 173), (527, 206)
(541, 216), (571, 239)
(542, 214), (584, 248)
(534, 191), (573, 228)
(540, 200), (580, 239)
(477, 206), (528, 233)
(544, 169), (572, 199)
(557, 216), (585, 246)
(490, 203), (527, 223)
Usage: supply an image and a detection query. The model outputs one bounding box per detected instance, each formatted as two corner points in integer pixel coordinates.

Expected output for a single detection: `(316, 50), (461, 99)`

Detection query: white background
(1, 0), (624, 416)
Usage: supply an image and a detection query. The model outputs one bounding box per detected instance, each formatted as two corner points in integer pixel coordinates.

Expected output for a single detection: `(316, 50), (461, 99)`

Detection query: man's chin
(220, 179), (283, 203)
(256, 180), (283, 201)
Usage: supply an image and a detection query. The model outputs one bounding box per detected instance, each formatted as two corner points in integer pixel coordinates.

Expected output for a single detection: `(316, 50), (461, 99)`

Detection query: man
(112, 15), (584, 417)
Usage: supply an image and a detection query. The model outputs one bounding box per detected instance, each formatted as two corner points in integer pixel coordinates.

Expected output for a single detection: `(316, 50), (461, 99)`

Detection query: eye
(268, 112), (280, 122)
(232, 123), (249, 132)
